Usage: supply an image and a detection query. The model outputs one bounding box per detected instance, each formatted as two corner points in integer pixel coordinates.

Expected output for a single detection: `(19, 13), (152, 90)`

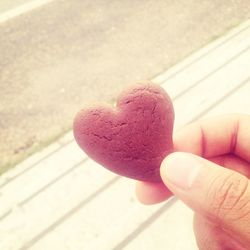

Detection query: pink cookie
(73, 83), (174, 182)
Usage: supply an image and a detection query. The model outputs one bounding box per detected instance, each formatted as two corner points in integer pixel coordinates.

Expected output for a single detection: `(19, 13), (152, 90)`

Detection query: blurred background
(0, 0), (249, 174)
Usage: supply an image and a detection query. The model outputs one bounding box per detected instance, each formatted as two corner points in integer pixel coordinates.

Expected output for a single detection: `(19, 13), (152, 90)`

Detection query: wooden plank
(29, 178), (142, 250)
(0, 130), (74, 188)
(0, 159), (118, 250)
(204, 79), (250, 117)
(154, 20), (250, 84)
(159, 25), (250, 100)
(123, 201), (195, 250)
(173, 49), (250, 127)
(0, 141), (86, 219)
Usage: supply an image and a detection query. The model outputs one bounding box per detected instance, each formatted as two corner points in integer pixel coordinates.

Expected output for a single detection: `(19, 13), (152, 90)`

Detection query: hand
(136, 114), (250, 250)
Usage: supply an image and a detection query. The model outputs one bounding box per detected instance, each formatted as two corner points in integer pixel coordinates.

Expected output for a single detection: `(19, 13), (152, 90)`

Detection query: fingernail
(161, 152), (202, 189)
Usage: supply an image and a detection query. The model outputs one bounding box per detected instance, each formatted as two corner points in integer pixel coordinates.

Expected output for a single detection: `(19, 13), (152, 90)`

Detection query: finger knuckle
(206, 173), (250, 221)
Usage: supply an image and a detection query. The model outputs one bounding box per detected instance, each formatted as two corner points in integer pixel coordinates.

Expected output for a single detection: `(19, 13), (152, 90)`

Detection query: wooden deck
(0, 20), (250, 250)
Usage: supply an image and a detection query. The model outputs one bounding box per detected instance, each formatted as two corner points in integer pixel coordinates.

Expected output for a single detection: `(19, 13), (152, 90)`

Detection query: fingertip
(135, 181), (173, 205)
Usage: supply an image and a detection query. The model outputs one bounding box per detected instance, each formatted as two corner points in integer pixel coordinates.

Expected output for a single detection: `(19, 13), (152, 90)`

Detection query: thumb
(160, 152), (250, 242)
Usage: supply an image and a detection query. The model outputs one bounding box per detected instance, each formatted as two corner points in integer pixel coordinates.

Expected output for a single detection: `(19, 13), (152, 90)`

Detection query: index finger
(174, 114), (250, 162)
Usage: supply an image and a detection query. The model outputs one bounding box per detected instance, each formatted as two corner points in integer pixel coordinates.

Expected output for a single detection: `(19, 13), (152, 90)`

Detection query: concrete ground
(0, 0), (249, 173)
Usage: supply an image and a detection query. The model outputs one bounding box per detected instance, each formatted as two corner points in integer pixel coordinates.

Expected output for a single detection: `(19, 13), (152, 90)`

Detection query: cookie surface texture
(73, 84), (174, 182)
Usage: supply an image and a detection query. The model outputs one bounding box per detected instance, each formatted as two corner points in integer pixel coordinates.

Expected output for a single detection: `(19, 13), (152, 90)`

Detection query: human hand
(136, 114), (250, 250)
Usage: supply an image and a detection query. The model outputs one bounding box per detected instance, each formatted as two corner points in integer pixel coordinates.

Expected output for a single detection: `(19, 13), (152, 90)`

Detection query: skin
(136, 114), (250, 250)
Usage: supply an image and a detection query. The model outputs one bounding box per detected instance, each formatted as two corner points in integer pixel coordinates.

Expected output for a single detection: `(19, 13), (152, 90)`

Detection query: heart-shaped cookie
(73, 83), (174, 182)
